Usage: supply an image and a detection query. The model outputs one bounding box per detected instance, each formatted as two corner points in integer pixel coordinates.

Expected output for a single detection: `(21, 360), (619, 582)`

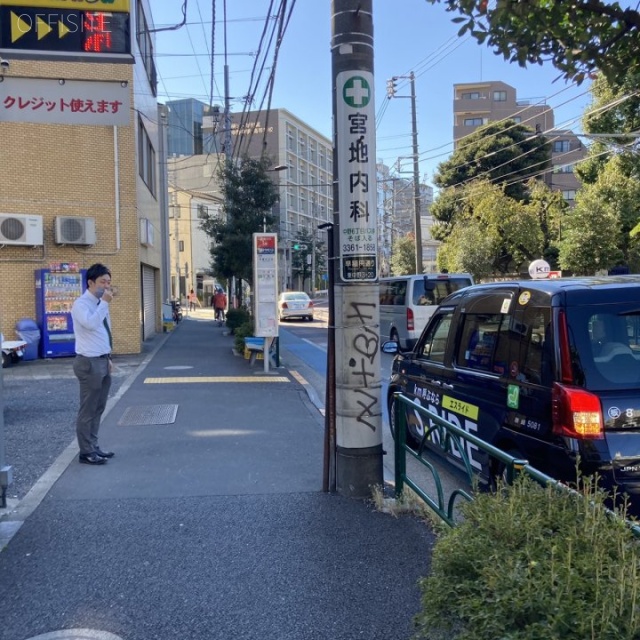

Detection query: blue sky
(152, 0), (593, 184)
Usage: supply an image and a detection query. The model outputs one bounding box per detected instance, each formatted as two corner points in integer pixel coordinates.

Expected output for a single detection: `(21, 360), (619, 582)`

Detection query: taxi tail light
(281, 302), (288, 309)
(308, 301), (314, 308)
(407, 308), (414, 331)
(552, 383), (604, 439)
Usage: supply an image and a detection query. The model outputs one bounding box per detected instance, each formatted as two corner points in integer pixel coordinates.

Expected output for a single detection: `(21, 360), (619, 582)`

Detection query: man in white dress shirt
(71, 263), (116, 465)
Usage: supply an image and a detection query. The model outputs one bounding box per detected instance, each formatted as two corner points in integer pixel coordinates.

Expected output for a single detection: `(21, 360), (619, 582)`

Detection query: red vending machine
(35, 264), (86, 358)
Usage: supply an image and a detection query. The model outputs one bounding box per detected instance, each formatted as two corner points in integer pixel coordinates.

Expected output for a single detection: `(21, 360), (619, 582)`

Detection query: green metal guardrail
(393, 392), (640, 536)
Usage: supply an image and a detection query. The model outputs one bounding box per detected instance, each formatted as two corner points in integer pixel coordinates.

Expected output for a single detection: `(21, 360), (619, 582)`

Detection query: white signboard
(336, 70), (377, 282)
(252, 233), (279, 338)
(0, 76), (130, 126)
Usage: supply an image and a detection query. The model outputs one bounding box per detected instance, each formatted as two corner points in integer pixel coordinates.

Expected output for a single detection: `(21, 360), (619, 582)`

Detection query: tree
(433, 120), (551, 202)
(200, 156), (279, 302)
(390, 232), (417, 275)
(523, 178), (567, 269)
(560, 158), (640, 274)
(435, 180), (544, 279)
(427, 0), (640, 85)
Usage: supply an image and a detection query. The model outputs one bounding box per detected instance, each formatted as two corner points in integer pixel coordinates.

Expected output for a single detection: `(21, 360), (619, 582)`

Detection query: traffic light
(292, 243), (300, 250)
(386, 77), (397, 99)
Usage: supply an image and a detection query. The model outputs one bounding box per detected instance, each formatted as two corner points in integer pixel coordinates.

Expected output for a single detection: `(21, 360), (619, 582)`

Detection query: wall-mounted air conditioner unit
(0, 214), (44, 246)
(55, 216), (96, 245)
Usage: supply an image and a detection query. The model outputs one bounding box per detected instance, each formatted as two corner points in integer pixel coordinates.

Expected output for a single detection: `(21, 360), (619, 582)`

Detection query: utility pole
(386, 72), (423, 273)
(331, 0), (383, 497)
(409, 71), (423, 273)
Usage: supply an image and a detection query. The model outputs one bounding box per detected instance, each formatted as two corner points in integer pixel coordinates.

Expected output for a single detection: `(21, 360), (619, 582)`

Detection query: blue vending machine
(35, 265), (86, 358)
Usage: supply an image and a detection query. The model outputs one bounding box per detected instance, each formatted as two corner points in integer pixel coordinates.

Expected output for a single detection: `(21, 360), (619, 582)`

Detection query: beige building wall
(0, 0), (162, 355)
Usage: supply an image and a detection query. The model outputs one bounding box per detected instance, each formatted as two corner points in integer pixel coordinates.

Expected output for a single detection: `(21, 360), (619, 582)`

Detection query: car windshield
(283, 293), (308, 301)
(412, 277), (472, 306)
(567, 303), (640, 390)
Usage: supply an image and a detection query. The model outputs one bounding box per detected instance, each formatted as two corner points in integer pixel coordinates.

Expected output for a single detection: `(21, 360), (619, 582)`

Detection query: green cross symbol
(343, 76), (371, 108)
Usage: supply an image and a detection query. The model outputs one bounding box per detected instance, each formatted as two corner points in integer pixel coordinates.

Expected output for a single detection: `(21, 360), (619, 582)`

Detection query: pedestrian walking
(70, 263), (116, 465)
(213, 287), (227, 325)
(188, 288), (199, 311)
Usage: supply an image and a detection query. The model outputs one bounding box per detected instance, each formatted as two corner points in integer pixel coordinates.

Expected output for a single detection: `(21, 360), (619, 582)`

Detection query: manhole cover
(118, 404), (178, 426)
(28, 631), (123, 640)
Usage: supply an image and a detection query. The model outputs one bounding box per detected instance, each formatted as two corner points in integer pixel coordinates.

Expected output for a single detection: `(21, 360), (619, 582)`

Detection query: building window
(136, 1), (157, 96)
(461, 92), (481, 100)
(197, 204), (209, 219)
(554, 164), (574, 174)
(553, 140), (571, 153)
(562, 190), (577, 201)
(464, 117), (484, 126)
(287, 128), (296, 152)
(493, 91), (507, 101)
(138, 116), (156, 196)
(512, 116), (522, 123)
(179, 240), (185, 252)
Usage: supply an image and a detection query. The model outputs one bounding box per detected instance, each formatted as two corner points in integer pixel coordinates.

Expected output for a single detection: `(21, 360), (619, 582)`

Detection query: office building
(204, 108), (333, 291)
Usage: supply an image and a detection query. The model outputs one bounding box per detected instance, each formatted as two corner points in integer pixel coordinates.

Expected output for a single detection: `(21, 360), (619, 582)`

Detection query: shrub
(233, 320), (254, 354)
(415, 474), (640, 640)
(225, 307), (250, 334)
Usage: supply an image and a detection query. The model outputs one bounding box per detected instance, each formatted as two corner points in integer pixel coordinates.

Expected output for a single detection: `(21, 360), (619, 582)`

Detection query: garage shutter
(141, 265), (157, 340)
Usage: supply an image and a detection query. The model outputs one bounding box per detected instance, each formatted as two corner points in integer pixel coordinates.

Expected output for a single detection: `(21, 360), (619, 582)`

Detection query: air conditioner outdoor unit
(55, 216), (96, 245)
(0, 214), (44, 246)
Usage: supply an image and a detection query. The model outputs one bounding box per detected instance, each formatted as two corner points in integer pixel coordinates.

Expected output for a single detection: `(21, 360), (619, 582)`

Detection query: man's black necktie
(98, 300), (113, 350)
(103, 317), (113, 350)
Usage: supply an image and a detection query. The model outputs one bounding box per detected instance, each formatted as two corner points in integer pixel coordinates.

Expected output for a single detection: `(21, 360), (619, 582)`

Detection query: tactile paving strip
(117, 404), (178, 426)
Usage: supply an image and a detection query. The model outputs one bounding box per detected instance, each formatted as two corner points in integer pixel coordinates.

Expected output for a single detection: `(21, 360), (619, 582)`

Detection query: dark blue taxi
(384, 276), (640, 507)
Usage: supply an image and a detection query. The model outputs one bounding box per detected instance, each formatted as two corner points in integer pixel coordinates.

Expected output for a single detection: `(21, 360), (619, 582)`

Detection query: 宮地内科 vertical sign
(336, 70), (377, 283)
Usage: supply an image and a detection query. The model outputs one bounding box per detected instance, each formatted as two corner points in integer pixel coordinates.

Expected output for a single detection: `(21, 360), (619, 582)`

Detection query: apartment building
(0, 0), (163, 353)
(453, 81), (586, 204)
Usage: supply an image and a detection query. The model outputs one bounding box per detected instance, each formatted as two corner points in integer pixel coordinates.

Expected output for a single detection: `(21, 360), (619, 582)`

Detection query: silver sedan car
(278, 292), (314, 322)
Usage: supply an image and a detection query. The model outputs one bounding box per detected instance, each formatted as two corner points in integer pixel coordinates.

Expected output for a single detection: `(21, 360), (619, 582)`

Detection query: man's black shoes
(95, 448), (115, 459)
(79, 452), (107, 465)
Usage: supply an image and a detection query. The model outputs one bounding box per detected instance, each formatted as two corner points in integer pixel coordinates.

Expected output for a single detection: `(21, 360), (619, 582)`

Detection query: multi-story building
(166, 98), (218, 156)
(453, 81), (586, 205)
(203, 108), (333, 291)
(377, 164), (435, 275)
(0, 0), (165, 353)
(167, 155), (224, 302)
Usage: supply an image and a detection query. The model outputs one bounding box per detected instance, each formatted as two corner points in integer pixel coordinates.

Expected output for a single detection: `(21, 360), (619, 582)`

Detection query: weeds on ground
(414, 474), (640, 640)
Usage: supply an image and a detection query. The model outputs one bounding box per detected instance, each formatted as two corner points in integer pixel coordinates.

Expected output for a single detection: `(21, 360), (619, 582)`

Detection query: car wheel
(308, 315), (314, 322)
(388, 394), (420, 449)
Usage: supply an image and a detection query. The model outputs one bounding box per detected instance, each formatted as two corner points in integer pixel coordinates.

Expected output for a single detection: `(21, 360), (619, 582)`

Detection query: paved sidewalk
(0, 312), (433, 640)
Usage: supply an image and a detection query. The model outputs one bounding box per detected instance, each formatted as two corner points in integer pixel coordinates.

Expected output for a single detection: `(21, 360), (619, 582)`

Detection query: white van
(379, 273), (474, 349)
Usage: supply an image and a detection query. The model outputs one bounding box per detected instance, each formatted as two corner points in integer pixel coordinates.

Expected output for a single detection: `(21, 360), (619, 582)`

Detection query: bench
(243, 337), (278, 367)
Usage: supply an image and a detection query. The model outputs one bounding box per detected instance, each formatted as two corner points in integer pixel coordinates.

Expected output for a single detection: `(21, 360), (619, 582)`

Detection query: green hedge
(415, 475), (640, 640)
(225, 307), (250, 334)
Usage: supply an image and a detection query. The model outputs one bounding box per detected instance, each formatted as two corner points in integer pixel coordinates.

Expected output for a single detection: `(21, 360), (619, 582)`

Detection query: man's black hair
(86, 263), (111, 284)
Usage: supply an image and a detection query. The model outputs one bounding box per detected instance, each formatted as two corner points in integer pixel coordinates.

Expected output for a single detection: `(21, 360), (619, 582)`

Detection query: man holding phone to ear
(71, 263), (116, 465)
